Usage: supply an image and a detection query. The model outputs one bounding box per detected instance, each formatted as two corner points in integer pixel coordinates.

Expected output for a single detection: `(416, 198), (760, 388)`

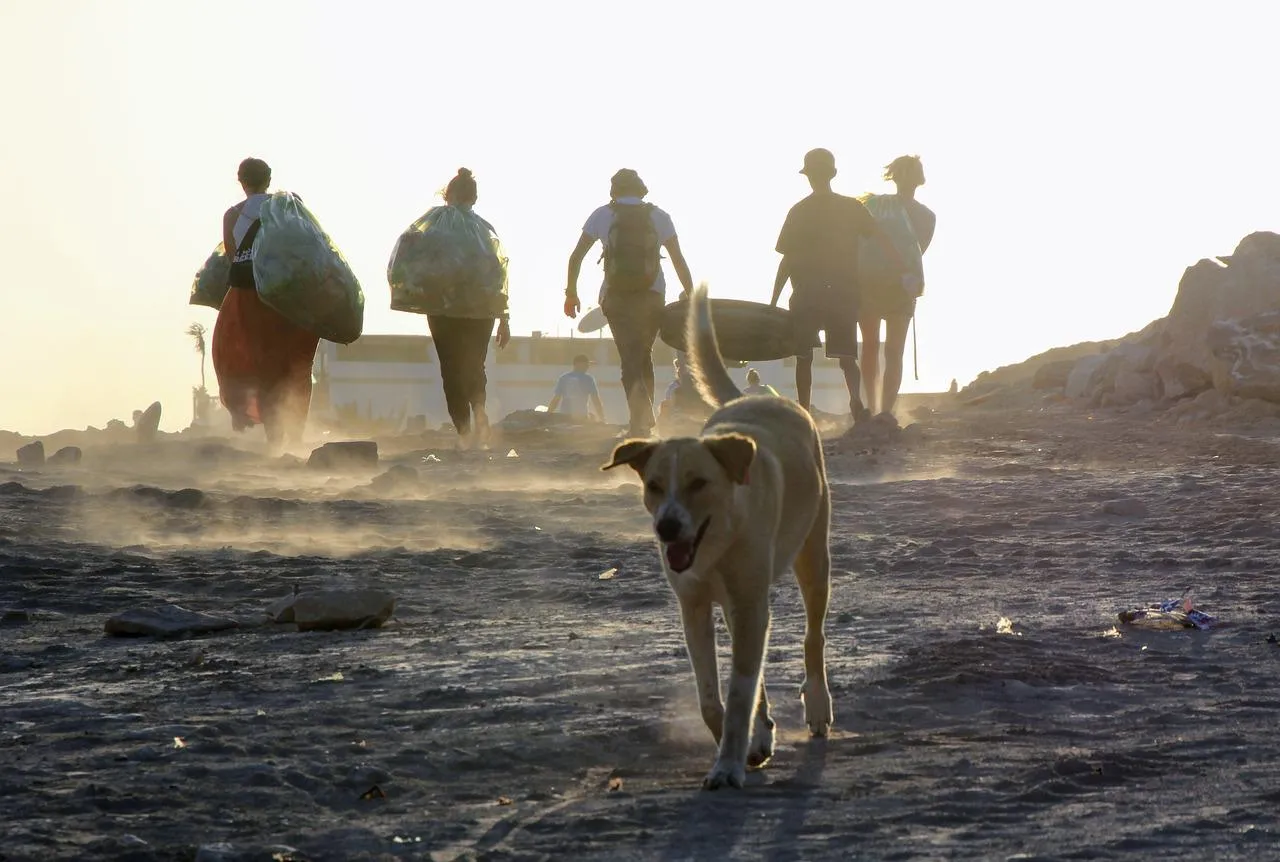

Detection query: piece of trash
(314, 671), (345, 683)
(533, 526), (542, 532)
(173, 736), (186, 749)
(1118, 588), (1218, 631)
(497, 795), (513, 806)
(255, 709), (267, 717)
(608, 776), (624, 792)
(360, 785), (386, 801)
(995, 616), (1020, 636)
(422, 454), (441, 463)
(391, 836), (423, 844)
(1101, 626), (1122, 639)
(506, 449), (519, 459)
(599, 568), (618, 580)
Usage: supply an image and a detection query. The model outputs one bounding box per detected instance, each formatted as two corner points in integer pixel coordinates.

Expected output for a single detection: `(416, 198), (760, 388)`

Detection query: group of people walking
(210, 149), (934, 449)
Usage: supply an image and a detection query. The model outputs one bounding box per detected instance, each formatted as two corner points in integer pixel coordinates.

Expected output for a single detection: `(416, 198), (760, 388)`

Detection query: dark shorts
(789, 282), (859, 359)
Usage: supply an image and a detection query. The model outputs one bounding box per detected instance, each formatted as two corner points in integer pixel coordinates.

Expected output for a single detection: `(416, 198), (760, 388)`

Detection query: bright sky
(1, 1), (1276, 435)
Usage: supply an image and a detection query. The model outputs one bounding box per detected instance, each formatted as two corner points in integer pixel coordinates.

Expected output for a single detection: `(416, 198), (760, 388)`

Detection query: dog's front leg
(679, 599), (723, 744)
(703, 600), (769, 790)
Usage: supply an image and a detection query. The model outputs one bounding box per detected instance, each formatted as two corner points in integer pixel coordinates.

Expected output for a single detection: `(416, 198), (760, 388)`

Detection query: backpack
(603, 202), (661, 294)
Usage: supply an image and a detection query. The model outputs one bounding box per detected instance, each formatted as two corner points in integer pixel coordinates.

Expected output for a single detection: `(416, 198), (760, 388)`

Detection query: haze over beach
(1, 0), (1276, 435)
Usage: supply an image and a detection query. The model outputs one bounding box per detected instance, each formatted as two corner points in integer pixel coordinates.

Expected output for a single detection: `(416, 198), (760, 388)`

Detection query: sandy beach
(3, 393), (1278, 862)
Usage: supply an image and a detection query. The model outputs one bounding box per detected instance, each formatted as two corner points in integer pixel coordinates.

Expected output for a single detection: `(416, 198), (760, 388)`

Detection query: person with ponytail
(424, 168), (511, 449)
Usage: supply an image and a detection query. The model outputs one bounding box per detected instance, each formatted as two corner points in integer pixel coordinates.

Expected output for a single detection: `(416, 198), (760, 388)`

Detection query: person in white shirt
(547, 354), (605, 422)
(743, 368), (780, 397)
(564, 169), (695, 436)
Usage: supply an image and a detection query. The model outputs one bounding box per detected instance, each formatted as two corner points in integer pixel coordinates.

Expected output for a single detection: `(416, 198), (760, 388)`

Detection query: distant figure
(548, 354), (605, 422)
(949, 378), (959, 395)
(211, 157), (320, 449)
(857, 155), (937, 421)
(423, 169), (512, 450)
(565, 169), (695, 437)
(743, 368), (780, 397)
(771, 149), (903, 424)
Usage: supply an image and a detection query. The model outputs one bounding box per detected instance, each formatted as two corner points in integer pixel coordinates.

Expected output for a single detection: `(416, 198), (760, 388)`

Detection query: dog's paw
(800, 679), (834, 737)
(701, 759), (746, 791)
(747, 715), (776, 768)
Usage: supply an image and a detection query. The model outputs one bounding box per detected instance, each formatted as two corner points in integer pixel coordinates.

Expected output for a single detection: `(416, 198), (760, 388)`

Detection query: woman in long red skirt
(212, 158), (320, 448)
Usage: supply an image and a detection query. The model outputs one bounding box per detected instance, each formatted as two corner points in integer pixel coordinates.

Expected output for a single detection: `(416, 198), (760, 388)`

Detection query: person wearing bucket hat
(771, 147), (907, 424)
(564, 169), (696, 437)
(547, 352), (605, 421)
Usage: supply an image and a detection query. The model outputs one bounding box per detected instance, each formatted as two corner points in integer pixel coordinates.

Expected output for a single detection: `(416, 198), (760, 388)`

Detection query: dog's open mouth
(663, 518), (710, 573)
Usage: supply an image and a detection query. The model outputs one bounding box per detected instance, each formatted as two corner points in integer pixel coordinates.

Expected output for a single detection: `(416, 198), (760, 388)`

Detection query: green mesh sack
(189, 243), (230, 309)
(387, 205), (509, 319)
(253, 191), (365, 344)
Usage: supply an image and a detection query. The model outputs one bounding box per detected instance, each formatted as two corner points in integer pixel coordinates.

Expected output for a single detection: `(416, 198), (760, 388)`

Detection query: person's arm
(547, 394), (563, 413)
(588, 378), (605, 421)
(663, 237), (694, 298)
(770, 257), (790, 307)
(548, 375), (568, 412)
(495, 316), (510, 349)
(565, 232), (595, 318)
(222, 205), (241, 256)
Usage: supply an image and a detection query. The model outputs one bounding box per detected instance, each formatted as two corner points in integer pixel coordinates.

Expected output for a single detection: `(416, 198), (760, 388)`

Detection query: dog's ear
(703, 433), (756, 485)
(601, 439), (658, 475)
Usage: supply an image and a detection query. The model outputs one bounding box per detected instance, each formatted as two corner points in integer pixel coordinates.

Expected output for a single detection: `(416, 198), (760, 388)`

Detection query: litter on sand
(1118, 590), (1218, 631)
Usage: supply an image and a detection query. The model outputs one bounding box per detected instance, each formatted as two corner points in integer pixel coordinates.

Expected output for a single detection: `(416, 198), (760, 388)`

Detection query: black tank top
(227, 219), (262, 290)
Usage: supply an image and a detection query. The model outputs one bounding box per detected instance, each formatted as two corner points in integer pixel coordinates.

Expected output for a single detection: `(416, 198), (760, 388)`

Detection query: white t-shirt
(582, 197), (677, 301)
(233, 193), (268, 255)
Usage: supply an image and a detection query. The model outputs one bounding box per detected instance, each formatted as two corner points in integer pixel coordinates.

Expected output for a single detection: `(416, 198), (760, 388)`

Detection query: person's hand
(564, 291), (580, 319)
(495, 318), (511, 349)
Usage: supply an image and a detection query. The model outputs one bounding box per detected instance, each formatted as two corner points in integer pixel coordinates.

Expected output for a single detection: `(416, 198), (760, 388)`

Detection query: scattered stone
(48, 446), (82, 466)
(267, 589), (396, 632)
(1031, 359), (1076, 391)
(195, 843), (307, 862)
(104, 604), (240, 638)
(1101, 498), (1149, 518)
(2, 609), (66, 625)
(16, 441), (44, 467)
(369, 464), (419, 493)
(307, 441), (379, 472)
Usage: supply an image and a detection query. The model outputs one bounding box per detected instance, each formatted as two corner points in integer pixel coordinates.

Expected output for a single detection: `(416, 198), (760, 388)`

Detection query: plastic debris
(1118, 589), (1218, 631)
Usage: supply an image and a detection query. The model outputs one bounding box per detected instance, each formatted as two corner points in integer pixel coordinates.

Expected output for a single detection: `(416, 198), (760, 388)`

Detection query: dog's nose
(655, 517), (683, 542)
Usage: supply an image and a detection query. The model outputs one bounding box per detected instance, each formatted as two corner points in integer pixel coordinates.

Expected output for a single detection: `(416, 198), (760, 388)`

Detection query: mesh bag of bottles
(857, 193), (925, 298)
(387, 206), (509, 319)
(189, 243), (231, 309)
(253, 191), (366, 344)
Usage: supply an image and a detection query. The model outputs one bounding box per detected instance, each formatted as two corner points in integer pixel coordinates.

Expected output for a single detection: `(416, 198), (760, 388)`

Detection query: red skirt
(212, 287), (319, 432)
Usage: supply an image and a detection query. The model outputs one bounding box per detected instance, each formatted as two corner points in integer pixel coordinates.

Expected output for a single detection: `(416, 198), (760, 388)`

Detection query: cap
(800, 148), (836, 177)
(573, 353), (593, 366)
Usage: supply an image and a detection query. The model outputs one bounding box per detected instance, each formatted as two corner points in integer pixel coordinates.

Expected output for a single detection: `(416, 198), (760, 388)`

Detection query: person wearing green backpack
(857, 155), (936, 423)
(564, 169), (695, 437)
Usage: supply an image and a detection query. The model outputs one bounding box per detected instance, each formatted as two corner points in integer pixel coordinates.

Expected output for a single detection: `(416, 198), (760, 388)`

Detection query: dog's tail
(686, 283), (742, 408)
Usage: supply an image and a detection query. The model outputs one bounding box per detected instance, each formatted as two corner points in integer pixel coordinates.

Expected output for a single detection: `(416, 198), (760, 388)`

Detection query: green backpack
(604, 202), (661, 294)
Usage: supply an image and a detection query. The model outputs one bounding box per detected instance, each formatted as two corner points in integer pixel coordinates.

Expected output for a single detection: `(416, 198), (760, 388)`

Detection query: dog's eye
(688, 478), (708, 492)
(645, 481), (663, 495)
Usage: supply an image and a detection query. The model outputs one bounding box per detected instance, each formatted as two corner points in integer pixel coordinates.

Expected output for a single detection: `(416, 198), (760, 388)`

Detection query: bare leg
(858, 315), (883, 416)
(882, 314), (912, 417)
(795, 354), (813, 411)
(838, 357), (867, 421)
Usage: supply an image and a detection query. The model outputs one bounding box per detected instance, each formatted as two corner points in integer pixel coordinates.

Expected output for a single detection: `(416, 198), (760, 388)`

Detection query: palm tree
(187, 322), (208, 390)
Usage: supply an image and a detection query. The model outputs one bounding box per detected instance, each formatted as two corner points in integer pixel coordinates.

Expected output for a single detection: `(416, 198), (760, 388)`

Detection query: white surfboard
(576, 306), (608, 334)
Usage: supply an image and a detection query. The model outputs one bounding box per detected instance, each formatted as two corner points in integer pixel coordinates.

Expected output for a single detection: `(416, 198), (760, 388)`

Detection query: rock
(48, 446), (82, 466)
(1154, 355), (1212, 401)
(1112, 368), (1160, 404)
(307, 441), (379, 472)
(135, 401), (163, 444)
(104, 604), (240, 638)
(16, 441), (44, 467)
(1064, 355), (1109, 400)
(1101, 498), (1149, 518)
(1205, 312), (1280, 403)
(1031, 359), (1076, 390)
(267, 589), (396, 632)
(369, 465), (419, 493)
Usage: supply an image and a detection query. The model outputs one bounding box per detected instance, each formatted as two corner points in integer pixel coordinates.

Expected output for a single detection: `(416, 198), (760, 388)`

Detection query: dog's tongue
(665, 541), (694, 572)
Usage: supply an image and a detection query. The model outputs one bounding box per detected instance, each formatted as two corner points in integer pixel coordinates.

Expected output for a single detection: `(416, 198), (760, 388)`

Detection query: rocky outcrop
(1031, 232), (1280, 411)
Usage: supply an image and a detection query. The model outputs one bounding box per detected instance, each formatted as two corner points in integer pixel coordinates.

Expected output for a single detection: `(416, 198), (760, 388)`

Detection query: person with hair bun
(424, 168), (511, 449)
(211, 156), (320, 450)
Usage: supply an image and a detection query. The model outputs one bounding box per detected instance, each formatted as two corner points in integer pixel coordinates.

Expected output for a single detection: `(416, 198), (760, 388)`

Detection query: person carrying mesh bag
(387, 168), (511, 449)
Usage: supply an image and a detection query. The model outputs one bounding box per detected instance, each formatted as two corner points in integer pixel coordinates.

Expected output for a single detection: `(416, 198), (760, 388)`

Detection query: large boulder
(1205, 311), (1280, 403)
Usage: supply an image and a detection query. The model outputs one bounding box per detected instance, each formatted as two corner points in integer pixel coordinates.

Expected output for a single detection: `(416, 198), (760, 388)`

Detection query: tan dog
(603, 285), (834, 790)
